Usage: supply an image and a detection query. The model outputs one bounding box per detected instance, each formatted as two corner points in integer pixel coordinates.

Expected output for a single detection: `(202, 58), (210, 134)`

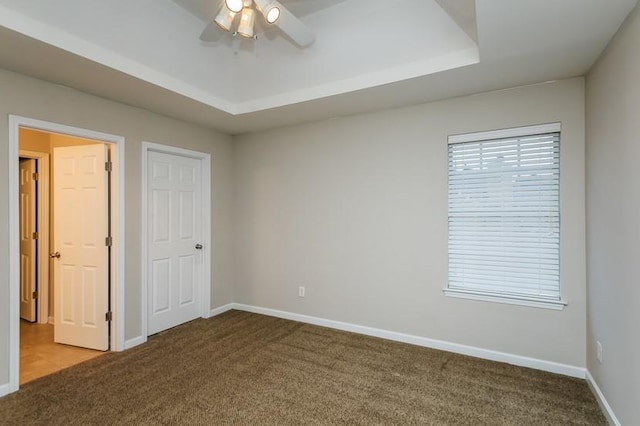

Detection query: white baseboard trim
(123, 335), (146, 350)
(232, 303), (586, 379)
(0, 380), (17, 398)
(123, 305), (233, 351)
(0, 382), (15, 398)
(209, 303), (234, 318)
(586, 370), (620, 426)
(48, 316), (54, 325)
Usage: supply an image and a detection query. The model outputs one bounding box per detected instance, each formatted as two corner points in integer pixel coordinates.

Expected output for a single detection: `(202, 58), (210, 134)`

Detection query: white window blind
(446, 125), (562, 307)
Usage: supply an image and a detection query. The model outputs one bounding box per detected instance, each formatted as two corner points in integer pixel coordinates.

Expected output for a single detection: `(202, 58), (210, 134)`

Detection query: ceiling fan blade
(200, 21), (223, 42)
(273, 1), (315, 47)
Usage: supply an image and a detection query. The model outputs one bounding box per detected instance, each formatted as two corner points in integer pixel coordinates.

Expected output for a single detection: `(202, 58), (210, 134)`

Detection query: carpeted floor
(0, 310), (606, 425)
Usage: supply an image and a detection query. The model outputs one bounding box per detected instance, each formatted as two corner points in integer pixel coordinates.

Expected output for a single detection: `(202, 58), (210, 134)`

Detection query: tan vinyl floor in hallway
(20, 320), (104, 385)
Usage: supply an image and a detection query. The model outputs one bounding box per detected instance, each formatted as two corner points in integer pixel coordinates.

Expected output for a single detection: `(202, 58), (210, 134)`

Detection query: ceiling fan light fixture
(237, 7), (256, 38)
(225, 0), (244, 13)
(254, 0), (280, 24)
(214, 6), (237, 32)
(265, 7), (280, 24)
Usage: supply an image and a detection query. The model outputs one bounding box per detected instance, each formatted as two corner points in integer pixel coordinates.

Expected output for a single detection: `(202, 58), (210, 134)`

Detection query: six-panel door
(19, 158), (37, 322)
(147, 151), (203, 335)
(53, 144), (109, 351)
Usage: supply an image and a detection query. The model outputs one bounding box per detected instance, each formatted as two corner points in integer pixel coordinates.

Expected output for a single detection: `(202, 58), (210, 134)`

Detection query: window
(445, 123), (565, 310)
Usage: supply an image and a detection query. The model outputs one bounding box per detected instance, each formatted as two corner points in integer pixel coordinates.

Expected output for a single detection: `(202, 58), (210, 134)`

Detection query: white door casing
(8, 115), (125, 397)
(19, 158), (37, 322)
(53, 144), (110, 351)
(147, 151), (203, 335)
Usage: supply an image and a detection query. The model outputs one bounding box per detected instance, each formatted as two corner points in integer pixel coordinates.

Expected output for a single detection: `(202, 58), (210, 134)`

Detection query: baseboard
(124, 305), (232, 350)
(0, 382), (16, 398)
(586, 370), (620, 426)
(209, 303), (234, 318)
(232, 303), (586, 379)
(123, 335), (146, 350)
(48, 316), (54, 325)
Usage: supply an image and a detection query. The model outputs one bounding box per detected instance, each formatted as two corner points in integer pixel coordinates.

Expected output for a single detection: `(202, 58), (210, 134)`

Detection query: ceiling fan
(200, 0), (316, 47)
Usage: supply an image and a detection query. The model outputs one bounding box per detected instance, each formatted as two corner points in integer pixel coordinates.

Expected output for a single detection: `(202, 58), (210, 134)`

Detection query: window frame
(443, 123), (567, 310)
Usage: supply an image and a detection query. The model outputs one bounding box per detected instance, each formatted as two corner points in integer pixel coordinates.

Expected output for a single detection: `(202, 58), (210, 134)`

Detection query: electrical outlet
(298, 286), (305, 298)
(596, 341), (603, 363)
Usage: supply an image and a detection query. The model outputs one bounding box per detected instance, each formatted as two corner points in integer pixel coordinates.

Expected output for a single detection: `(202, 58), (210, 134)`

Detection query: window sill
(443, 288), (567, 311)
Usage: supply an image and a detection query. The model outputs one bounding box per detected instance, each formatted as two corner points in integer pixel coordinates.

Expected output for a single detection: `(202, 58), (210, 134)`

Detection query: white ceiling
(0, 0), (637, 134)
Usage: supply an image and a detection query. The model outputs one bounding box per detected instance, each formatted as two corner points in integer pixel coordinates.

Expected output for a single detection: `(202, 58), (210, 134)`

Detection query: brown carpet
(0, 310), (605, 425)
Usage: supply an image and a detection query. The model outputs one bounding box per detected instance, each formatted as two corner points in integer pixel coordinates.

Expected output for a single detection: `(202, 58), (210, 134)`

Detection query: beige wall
(233, 78), (587, 367)
(19, 128), (50, 152)
(3, 68), (591, 398)
(586, 3), (640, 424)
(0, 68), (234, 385)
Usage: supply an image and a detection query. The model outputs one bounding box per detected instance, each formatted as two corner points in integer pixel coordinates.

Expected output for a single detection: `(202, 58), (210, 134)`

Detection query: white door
(19, 158), (37, 322)
(147, 151), (203, 335)
(53, 144), (109, 351)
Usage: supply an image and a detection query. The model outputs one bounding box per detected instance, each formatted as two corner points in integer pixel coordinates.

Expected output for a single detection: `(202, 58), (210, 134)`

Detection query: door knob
(195, 244), (203, 250)
(49, 251), (61, 258)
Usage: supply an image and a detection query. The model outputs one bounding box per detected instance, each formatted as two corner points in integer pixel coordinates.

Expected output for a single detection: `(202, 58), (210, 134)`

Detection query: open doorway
(8, 116), (125, 393)
(18, 129), (108, 384)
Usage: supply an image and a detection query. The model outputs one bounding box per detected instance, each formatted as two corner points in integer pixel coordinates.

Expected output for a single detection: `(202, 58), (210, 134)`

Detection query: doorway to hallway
(8, 116), (126, 394)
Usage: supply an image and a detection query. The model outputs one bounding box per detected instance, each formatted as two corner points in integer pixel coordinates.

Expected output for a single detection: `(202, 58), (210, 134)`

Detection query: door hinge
(32, 172), (38, 181)
(32, 231), (38, 240)
(105, 311), (113, 322)
(105, 161), (113, 172)
(32, 291), (38, 299)
(105, 236), (113, 247)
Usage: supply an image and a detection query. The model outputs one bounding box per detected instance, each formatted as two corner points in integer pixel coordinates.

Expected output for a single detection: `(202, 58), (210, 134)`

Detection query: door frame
(18, 150), (50, 325)
(8, 115), (126, 394)
(141, 142), (212, 341)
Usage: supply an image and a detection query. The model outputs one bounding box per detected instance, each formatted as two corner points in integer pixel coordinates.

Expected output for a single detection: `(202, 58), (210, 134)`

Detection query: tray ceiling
(0, 0), (637, 133)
